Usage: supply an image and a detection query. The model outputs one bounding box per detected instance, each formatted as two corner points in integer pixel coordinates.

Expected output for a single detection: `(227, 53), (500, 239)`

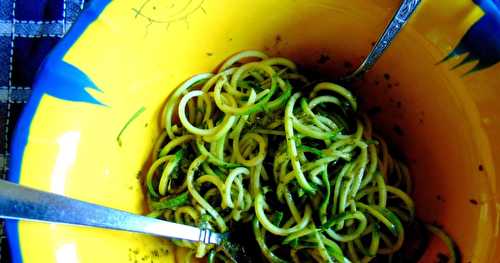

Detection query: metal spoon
(342, 0), (421, 81)
(0, 179), (253, 262)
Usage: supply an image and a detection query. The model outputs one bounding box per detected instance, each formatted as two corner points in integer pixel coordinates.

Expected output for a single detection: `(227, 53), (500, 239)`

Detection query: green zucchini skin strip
(425, 224), (461, 263)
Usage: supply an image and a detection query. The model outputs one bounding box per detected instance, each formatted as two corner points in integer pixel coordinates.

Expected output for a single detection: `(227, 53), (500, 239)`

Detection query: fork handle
(0, 179), (221, 245)
(346, 0), (422, 79)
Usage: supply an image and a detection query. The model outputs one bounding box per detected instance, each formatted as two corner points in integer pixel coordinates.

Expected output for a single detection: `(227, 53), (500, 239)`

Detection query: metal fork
(0, 179), (222, 245)
(342, 0), (422, 81)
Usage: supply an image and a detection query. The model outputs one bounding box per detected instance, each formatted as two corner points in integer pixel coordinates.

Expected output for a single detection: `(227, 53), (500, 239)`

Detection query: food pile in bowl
(143, 50), (457, 262)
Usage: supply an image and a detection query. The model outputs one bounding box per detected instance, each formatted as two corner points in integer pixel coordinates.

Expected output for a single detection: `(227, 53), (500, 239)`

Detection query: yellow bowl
(7, 0), (500, 262)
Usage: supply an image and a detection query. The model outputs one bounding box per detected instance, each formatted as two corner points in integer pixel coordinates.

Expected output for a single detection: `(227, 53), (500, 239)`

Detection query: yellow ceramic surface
(7, 0), (500, 262)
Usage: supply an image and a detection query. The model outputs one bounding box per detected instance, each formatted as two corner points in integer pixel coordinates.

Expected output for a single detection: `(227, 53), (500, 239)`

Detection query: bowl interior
(9, 0), (500, 262)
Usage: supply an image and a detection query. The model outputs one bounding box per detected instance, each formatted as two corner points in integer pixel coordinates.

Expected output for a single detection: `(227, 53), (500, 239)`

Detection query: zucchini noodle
(144, 51), (457, 262)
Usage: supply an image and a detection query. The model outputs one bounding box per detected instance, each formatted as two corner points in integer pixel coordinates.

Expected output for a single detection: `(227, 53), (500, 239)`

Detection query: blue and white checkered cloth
(0, 0), (86, 261)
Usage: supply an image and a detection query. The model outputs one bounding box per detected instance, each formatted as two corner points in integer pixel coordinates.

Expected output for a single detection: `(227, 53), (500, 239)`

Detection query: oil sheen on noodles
(144, 51), (458, 262)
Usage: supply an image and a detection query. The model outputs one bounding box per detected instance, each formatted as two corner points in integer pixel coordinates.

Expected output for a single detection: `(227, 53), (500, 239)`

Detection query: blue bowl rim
(6, 0), (111, 262)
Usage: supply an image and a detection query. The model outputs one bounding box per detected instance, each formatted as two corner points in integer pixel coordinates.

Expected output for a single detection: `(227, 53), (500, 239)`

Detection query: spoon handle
(345, 0), (422, 80)
(0, 179), (221, 245)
